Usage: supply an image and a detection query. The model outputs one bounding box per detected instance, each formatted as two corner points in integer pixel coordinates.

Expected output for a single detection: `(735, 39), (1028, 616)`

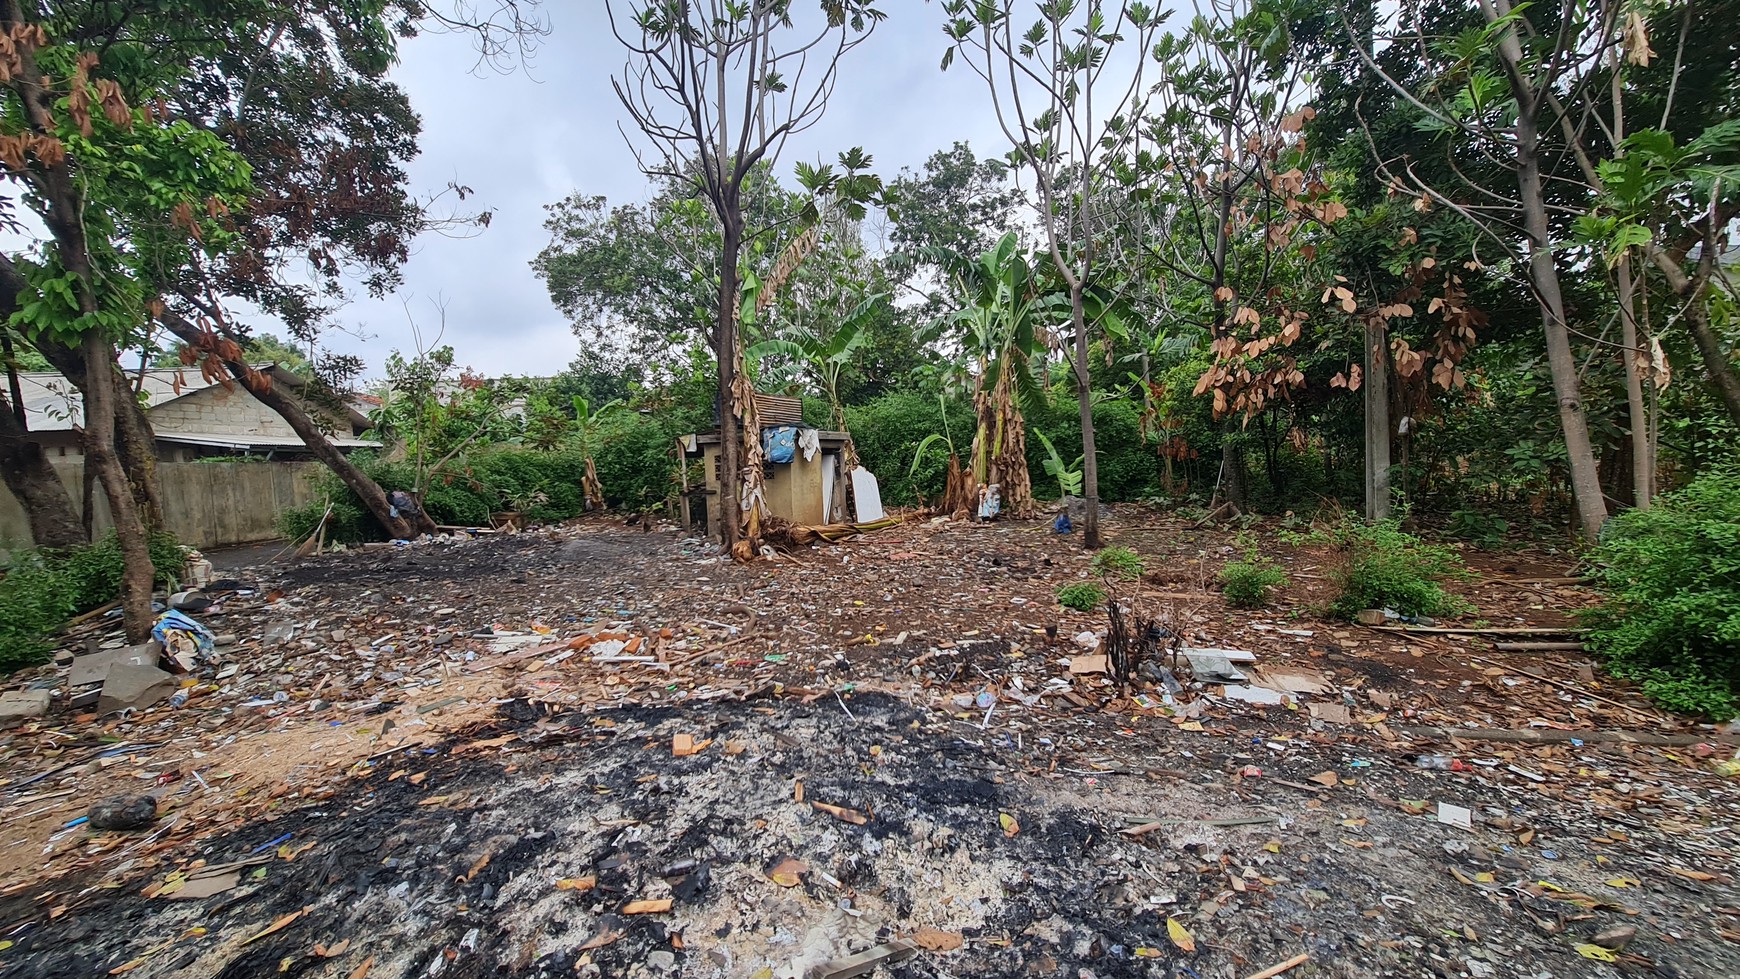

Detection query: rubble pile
(0, 512), (1734, 978)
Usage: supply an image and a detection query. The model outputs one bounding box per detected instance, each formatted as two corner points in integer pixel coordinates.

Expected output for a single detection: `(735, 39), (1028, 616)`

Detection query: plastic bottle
(1415, 754), (1456, 770)
(167, 689), (189, 709)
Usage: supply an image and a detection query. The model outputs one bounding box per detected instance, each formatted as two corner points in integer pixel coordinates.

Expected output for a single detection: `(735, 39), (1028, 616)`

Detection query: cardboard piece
(1069, 655), (1109, 675)
(1250, 666), (1330, 696)
(1436, 802), (1473, 831)
(1176, 645), (1258, 663)
(1308, 702), (1353, 724)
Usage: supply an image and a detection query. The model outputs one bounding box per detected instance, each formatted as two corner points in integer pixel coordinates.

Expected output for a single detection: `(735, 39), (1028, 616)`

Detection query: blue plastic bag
(763, 426), (798, 464)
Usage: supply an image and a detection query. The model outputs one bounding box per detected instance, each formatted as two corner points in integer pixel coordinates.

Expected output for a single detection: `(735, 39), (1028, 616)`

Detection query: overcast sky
(322, 4), (1010, 380)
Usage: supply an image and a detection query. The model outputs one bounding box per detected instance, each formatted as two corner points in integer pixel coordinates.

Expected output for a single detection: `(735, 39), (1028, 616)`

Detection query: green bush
(1057, 581), (1107, 611)
(843, 391), (974, 507)
(1315, 518), (1473, 620)
(276, 500), (367, 546)
(1022, 394), (1162, 502)
(1445, 507), (1509, 547)
(1091, 546), (1145, 581)
(1220, 548), (1288, 609)
(1582, 469), (1740, 718)
(0, 531), (185, 674)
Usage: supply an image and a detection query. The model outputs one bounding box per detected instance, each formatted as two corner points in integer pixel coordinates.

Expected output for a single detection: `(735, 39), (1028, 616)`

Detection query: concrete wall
(0, 461), (322, 551)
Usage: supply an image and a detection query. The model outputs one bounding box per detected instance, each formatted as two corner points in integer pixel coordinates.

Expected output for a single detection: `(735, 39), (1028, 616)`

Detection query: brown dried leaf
(767, 858), (808, 887)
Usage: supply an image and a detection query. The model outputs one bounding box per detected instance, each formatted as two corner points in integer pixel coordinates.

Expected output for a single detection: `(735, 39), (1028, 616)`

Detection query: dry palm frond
(756, 225), (820, 316)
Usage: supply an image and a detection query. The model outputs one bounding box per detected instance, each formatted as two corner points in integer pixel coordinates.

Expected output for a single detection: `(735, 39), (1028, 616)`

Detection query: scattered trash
(1435, 802), (1474, 831)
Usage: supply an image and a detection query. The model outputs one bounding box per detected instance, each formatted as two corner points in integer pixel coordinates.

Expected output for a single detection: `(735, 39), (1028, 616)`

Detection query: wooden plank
(1371, 625), (1587, 636)
(1400, 725), (1725, 747)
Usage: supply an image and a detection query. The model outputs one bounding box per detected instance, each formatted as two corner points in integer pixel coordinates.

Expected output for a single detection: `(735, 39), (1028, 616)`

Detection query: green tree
(941, 0), (1161, 548)
(607, 0), (885, 555)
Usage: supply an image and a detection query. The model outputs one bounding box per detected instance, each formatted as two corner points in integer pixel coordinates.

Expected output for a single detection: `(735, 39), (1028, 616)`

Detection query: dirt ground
(0, 508), (1736, 979)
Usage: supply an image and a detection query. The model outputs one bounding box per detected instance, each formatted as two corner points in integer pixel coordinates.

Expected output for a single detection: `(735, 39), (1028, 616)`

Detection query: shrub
(276, 500), (367, 546)
(0, 531), (185, 674)
(0, 559), (74, 673)
(1220, 548), (1288, 609)
(843, 391), (974, 507)
(1582, 468), (1740, 718)
(1445, 507), (1509, 547)
(1315, 518), (1473, 620)
(1057, 581), (1107, 611)
(1091, 546), (1145, 581)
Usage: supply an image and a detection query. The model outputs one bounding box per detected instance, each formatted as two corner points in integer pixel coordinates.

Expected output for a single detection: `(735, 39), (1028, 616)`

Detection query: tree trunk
(1616, 256), (1652, 508)
(157, 309), (416, 540)
(0, 277), (84, 548)
(716, 216), (744, 551)
(1364, 314), (1391, 521)
(1221, 440), (1248, 513)
(1071, 284), (1101, 549)
(0, 393), (84, 548)
(26, 333), (166, 527)
(1516, 140), (1607, 536)
(1685, 297), (1740, 427)
(1487, 0), (1607, 537)
(80, 332), (156, 642)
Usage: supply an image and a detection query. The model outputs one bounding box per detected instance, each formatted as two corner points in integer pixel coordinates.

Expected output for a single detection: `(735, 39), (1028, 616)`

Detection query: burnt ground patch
(4, 518), (1738, 979)
(4, 683), (1734, 979)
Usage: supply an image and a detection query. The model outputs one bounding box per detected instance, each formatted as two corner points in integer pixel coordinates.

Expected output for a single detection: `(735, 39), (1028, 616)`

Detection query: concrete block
(68, 642), (161, 688)
(98, 663), (176, 712)
(0, 689), (51, 723)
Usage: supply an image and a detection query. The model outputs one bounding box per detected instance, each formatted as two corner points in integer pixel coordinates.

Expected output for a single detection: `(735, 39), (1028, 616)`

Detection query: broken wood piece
(1122, 815), (1275, 835)
(1468, 656), (1660, 720)
(1372, 625), (1587, 636)
(1490, 642), (1587, 652)
(1242, 952), (1310, 979)
(816, 940), (918, 979)
(621, 898), (673, 914)
(812, 801), (868, 825)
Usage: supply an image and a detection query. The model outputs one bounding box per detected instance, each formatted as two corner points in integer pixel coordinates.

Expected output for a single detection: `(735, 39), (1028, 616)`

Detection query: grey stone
(87, 794), (157, 831)
(0, 689), (51, 723)
(645, 950), (676, 972)
(98, 663), (177, 712)
(68, 642), (161, 688)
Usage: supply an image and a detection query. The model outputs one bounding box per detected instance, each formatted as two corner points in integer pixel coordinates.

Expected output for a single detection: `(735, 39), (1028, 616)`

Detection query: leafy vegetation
(1220, 546), (1289, 609)
(1309, 519), (1473, 621)
(1090, 546), (1145, 582)
(0, 533), (184, 672)
(1056, 582), (1106, 612)
(1583, 469), (1740, 718)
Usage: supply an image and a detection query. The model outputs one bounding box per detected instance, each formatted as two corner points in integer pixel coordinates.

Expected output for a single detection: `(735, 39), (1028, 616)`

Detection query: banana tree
(747, 292), (886, 466)
(929, 232), (1058, 519)
(571, 395), (622, 510)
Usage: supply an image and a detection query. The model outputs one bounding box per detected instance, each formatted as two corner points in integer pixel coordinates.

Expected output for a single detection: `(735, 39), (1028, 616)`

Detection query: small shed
(680, 425), (854, 538)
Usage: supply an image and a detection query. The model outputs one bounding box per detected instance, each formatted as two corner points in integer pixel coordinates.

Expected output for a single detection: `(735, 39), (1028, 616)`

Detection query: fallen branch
(1373, 625), (1588, 636)
(1491, 642), (1587, 652)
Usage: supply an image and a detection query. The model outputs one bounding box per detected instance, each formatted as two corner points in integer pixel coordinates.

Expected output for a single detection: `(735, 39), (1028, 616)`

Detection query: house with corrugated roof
(13, 366), (380, 462)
